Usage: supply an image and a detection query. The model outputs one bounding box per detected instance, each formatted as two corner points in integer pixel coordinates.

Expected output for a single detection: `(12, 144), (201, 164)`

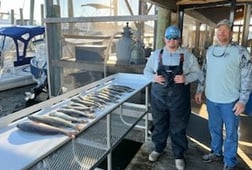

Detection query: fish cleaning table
(0, 73), (151, 170)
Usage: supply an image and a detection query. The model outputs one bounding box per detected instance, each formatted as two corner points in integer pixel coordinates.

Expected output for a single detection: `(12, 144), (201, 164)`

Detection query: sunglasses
(165, 36), (179, 40)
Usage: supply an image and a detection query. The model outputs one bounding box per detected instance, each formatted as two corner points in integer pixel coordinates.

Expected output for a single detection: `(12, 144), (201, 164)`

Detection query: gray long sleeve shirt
(197, 43), (252, 104)
(143, 46), (201, 84)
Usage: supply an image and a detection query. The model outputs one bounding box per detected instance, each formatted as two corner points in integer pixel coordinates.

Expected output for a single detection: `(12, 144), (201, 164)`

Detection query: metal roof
(147, 0), (252, 25)
(149, 0), (252, 10)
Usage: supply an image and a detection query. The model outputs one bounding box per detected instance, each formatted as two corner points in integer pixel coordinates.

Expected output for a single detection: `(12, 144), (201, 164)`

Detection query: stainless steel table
(0, 73), (151, 170)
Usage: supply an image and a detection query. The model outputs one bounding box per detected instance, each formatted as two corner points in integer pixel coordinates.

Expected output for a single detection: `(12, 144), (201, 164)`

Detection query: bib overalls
(150, 50), (191, 159)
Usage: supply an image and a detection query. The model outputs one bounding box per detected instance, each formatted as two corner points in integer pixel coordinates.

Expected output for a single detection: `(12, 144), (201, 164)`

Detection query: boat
(0, 25), (45, 91)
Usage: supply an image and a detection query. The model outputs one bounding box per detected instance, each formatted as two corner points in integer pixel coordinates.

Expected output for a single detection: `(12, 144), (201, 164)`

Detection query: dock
(125, 83), (252, 170)
(0, 79), (251, 170)
(126, 119), (251, 170)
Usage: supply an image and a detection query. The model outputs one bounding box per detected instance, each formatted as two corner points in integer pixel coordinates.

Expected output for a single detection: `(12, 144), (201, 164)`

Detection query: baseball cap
(216, 19), (232, 29)
(165, 25), (181, 39)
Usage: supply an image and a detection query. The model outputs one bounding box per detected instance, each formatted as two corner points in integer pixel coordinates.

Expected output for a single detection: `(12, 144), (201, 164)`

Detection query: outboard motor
(25, 42), (48, 101)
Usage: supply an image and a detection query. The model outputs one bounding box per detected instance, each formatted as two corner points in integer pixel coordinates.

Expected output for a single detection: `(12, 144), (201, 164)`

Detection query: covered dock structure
(0, 0), (251, 170)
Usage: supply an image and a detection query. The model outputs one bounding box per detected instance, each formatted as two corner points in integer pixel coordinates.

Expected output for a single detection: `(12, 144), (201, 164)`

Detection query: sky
(62, 0), (143, 17)
(0, 0), (44, 24)
(0, 0), (154, 25)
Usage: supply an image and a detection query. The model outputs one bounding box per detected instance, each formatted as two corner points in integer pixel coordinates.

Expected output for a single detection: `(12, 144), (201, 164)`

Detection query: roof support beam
(230, 0), (236, 27)
(144, 0), (177, 11)
(178, 5), (184, 36)
(184, 10), (216, 27)
(242, 4), (251, 46)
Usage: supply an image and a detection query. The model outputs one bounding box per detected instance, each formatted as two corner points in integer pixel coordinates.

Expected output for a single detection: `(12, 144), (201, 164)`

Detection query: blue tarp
(245, 92), (252, 116)
(0, 26), (45, 66)
(0, 26), (45, 39)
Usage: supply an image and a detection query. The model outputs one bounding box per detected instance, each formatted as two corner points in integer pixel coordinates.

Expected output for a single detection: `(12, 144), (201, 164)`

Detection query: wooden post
(178, 5), (184, 36)
(155, 7), (171, 49)
(41, 4), (44, 26)
(45, 0), (62, 97)
(229, 0), (236, 26)
(242, 4), (251, 47)
(29, 0), (34, 25)
(68, 0), (74, 33)
(194, 22), (200, 57)
(11, 9), (15, 25)
(138, 0), (146, 41)
(19, 8), (24, 25)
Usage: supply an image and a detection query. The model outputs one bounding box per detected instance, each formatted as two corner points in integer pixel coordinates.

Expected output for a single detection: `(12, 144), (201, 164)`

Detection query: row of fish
(16, 84), (135, 138)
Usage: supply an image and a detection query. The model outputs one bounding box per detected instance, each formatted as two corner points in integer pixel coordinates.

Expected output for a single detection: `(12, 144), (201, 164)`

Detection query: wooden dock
(126, 123), (251, 170)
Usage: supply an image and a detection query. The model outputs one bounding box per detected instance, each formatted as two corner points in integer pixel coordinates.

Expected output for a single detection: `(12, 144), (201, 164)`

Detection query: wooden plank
(177, 0), (226, 5)
(146, 0), (177, 11)
(44, 15), (158, 23)
(176, 0), (252, 5)
(56, 59), (145, 74)
(185, 10), (216, 27)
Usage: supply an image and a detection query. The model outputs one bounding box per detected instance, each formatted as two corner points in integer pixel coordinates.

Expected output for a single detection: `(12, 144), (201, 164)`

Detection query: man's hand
(233, 102), (245, 116)
(174, 75), (186, 84)
(154, 74), (165, 85)
(195, 92), (203, 104)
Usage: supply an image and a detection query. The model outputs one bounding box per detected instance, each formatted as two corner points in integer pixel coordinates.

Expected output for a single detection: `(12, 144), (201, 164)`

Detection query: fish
(57, 108), (95, 119)
(108, 85), (135, 92)
(95, 94), (118, 103)
(85, 95), (108, 105)
(16, 121), (76, 138)
(28, 115), (83, 131)
(69, 101), (90, 108)
(102, 88), (123, 96)
(111, 84), (135, 91)
(71, 96), (99, 108)
(101, 89), (121, 96)
(49, 111), (88, 124)
(62, 105), (95, 112)
(80, 95), (107, 106)
(77, 96), (103, 108)
(97, 91), (120, 100)
(106, 87), (128, 93)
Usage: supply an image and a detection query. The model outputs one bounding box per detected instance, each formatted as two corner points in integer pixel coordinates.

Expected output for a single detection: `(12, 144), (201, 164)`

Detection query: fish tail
(80, 119), (88, 123)
(75, 124), (83, 131)
(65, 131), (76, 138)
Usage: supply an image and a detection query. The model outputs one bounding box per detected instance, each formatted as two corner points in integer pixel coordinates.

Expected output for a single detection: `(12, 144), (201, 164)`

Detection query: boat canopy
(0, 26), (45, 66)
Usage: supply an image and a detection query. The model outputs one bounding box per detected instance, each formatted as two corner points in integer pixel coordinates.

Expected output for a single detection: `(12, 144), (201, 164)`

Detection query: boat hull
(0, 65), (35, 91)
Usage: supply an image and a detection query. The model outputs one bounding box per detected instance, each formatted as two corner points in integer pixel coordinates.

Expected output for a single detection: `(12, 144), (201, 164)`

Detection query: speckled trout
(28, 115), (83, 131)
(49, 111), (88, 124)
(16, 121), (76, 138)
(62, 105), (95, 113)
(57, 108), (95, 119)
(95, 93), (119, 103)
(68, 99), (95, 111)
(77, 96), (103, 108)
(109, 84), (135, 92)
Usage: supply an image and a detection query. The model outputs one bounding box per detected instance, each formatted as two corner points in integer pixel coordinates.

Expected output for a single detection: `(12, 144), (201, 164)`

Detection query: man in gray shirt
(195, 19), (252, 170)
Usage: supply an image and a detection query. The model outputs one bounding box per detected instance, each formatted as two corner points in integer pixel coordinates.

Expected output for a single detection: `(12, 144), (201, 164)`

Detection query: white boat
(0, 25), (45, 91)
